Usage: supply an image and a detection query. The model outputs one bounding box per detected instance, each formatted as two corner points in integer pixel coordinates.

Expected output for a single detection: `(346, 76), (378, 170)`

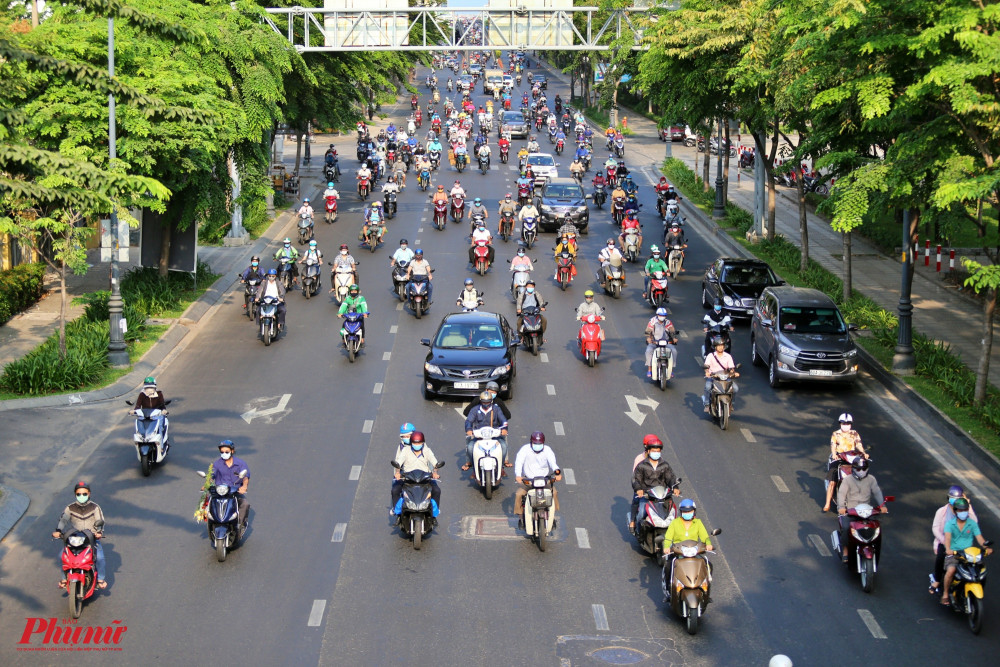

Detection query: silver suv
(750, 286), (859, 387)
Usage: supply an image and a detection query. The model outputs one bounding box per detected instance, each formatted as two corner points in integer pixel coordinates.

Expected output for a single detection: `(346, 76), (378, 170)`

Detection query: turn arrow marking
(241, 394), (292, 424)
(624, 395), (659, 426)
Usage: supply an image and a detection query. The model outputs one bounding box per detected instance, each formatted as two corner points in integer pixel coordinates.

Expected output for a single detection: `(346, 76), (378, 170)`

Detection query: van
(484, 69), (505, 93)
(750, 286), (859, 387)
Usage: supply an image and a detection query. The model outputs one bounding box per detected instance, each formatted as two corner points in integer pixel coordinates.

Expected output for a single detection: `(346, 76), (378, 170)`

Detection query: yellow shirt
(830, 429), (864, 455)
(663, 517), (712, 550)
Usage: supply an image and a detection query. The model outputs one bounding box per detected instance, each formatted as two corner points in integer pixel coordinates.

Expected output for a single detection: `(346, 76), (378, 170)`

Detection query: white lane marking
(331, 523), (347, 542)
(383, 351), (391, 361)
(454, 407), (466, 417)
(561, 660), (571, 667)
(540, 352), (549, 363)
(770, 475), (789, 493)
(808, 534), (832, 557)
(693, 355), (705, 365)
(576, 527), (591, 549)
(373, 383), (383, 394)
(415, 239), (421, 245)
(349, 465), (362, 481)
(307, 600), (327, 627)
(396, 302), (404, 311)
(563, 468), (576, 485)
(592, 604), (610, 631)
(554, 421), (565, 436)
(741, 428), (756, 442)
(420, 217), (426, 222)
(418, 227), (424, 233)
(678, 330), (688, 339)
(857, 609), (887, 639)
(362, 420), (374, 434)
(390, 325), (398, 334)
(546, 384), (556, 395)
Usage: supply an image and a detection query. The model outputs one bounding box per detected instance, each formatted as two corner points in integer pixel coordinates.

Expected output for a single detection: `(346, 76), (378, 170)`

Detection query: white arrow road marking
(624, 395), (660, 426)
(241, 393), (292, 424)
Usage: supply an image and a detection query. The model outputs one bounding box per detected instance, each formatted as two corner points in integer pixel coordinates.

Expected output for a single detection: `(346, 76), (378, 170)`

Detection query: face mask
(400, 436), (411, 446)
(957, 511), (969, 521)
(220, 452), (232, 461)
(681, 511), (695, 521)
(411, 443), (424, 452)
(714, 306), (721, 313)
(853, 470), (868, 479)
(531, 443), (544, 453)
(657, 317), (666, 323)
(251, 262), (258, 267)
(840, 424), (851, 432)
(649, 451), (661, 461)
(341, 250), (348, 255)
(526, 287), (534, 294)
(76, 494), (89, 504)
(517, 251), (524, 256)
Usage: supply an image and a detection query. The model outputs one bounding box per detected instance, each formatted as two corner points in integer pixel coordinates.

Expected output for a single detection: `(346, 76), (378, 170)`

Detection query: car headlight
(491, 363), (511, 377)
(723, 295), (735, 306)
(540, 204), (553, 213)
(424, 362), (442, 375)
(845, 348), (858, 358)
(778, 344), (798, 357)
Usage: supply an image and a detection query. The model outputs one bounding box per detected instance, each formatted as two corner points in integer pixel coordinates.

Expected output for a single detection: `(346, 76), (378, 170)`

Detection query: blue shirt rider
(516, 174), (533, 192)
(407, 136), (418, 149)
(623, 176), (639, 196)
(387, 122), (396, 136)
(427, 139), (443, 154)
(556, 130), (566, 143)
(575, 145), (589, 161)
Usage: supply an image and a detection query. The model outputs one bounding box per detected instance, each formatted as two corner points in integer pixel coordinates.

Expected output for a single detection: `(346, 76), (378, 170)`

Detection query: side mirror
(884, 495), (895, 503)
(711, 528), (722, 536)
(125, 400), (134, 406)
(847, 323), (859, 332)
(761, 318), (773, 328)
(420, 338), (431, 346)
(435, 460), (446, 469)
(585, 194), (592, 199)
(391, 460), (401, 469)
(196, 470), (207, 478)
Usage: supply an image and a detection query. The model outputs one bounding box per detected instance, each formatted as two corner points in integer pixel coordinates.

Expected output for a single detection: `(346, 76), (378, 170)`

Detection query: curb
(0, 484), (30, 541)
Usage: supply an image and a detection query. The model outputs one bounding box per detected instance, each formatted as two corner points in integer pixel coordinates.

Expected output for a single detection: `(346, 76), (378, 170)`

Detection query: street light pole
(107, 17), (129, 368)
(711, 117), (726, 219)
(892, 208), (916, 374)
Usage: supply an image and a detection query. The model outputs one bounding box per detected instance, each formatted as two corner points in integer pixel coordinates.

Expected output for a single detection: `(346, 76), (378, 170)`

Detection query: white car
(526, 152), (559, 183)
(502, 74), (514, 90)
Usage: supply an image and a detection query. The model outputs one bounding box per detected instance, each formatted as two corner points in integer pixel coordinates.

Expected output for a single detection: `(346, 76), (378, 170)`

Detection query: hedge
(0, 262), (46, 326)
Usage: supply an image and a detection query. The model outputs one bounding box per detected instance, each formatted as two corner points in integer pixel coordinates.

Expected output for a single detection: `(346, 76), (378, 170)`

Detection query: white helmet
(838, 413), (854, 424)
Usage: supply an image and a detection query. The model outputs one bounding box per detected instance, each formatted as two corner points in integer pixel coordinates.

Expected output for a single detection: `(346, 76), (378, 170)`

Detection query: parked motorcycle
(519, 303), (547, 356)
(124, 400), (171, 476)
(341, 308), (365, 363)
(578, 314), (604, 367)
(940, 540), (993, 634)
(662, 528), (722, 635)
(56, 530), (98, 618)
(470, 426), (504, 500)
(830, 497), (894, 593)
(391, 459), (445, 550)
(301, 258), (321, 299)
(629, 478), (683, 562)
(407, 274), (432, 319)
(258, 296), (280, 346)
(524, 473), (559, 552)
(707, 364), (741, 430)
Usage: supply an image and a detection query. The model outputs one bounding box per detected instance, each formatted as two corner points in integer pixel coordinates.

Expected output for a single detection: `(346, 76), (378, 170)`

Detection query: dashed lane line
(331, 523), (347, 542)
(575, 527), (591, 549)
(592, 604), (610, 631)
(770, 475), (789, 492)
(307, 600), (327, 627)
(349, 465), (362, 481)
(857, 609), (887, 639)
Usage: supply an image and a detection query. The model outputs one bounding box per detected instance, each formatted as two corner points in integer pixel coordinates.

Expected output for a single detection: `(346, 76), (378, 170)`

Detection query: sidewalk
(537, 59), (1000, 391)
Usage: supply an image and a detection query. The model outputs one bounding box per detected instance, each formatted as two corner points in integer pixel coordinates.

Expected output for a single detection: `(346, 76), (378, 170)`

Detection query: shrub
(0, 319), (109, 394)
(0, 262), (46, 325)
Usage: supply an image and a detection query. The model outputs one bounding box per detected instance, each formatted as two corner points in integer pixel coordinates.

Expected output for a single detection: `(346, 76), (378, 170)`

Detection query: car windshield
(529, 155), (555, 167)
(778, 307), (847, 334)
(434, 323), (506, 349)
(721, 265), (778, 285)
(504, 113), (525, 124)
(545, 184), (583, 198)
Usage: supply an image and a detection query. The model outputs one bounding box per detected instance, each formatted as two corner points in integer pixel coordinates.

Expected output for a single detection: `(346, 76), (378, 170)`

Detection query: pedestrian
(622, 116), (628, 131)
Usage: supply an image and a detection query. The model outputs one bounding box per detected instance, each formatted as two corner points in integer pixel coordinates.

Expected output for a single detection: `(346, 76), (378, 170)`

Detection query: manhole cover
(558, 636), (682, 666)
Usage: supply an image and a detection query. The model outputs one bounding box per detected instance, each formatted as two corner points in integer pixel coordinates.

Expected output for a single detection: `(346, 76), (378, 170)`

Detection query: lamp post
(711, 117), (726, 219)
(107, 17), (129, 367)
(892, 208), (916, 374)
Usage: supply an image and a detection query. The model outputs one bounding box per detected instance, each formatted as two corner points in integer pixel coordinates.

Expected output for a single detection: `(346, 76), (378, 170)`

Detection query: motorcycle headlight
(424, 363), (442, 375)
(778, 344), (798, 357)
(681, 545), (699, 558)
(215, 484), (230, 496)
(68, 534), (87, 547)
(491, 363), (511, 377)
(851, 526), (879, 541)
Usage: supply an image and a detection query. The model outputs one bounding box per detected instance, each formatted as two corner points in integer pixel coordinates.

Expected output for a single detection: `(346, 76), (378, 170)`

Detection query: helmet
(267, 269), (277, 276)
(505, 193), (512, 199)
(251, 256), (260, 263)
(437, 185), (445, 190)
(530, 431), (546, 445)
(485, 381), (499, 392)
(309, 240), (317, 247)
(372, 201), (382, 208)
(464, 278), (474, 286)
(606, 238), (614, 245)
(851, 457), (870, 478)
(948, 485), (965, 499)
(651, 246), (661, 255)
(644, 436), (663, 450)
(525, 279), (535, 286)
(410, 431), (425, 444)
(400, 423), (415, 435)
(642, 434), (660, 447)
(219, 439), (235, 451)
(838, 413), (854, 424)
(713, 298), (723, 308)
(655, 307), (668, 317)
(953, 497), (970, 512)
(479, 391), (493, 403)
(474, 197), (482, 204)
(74, 481), (91, 494)
(283, 237), (291, 244)
(415, 249), (424, 256)
(349, 284), (359, 293)
(328, 182), (335, 188)
(143, 376), (156, 387)
(340, 243), (349, 250)
(584, 290), (595, 297)
(712, 336), (725, 347)
(303, 197), (310, 203)
(400, 238), (408, 245)
(679, 498), (696, 511)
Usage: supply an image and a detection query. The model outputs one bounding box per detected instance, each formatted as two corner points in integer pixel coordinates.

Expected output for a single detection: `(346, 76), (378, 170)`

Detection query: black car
(500, 110), (529, 139)
(534, 73), (548, 89)
(421, 312), (518, 400)
(701, 258), (784, 318)
(535, 177), (590, 232)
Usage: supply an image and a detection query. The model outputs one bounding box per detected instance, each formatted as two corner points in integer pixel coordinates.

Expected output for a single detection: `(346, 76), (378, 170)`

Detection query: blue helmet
(267, 269), (277, 276)
(400, 423), (415, 435)
(679, 498), (695, 511)
(655, 307), (668, 317)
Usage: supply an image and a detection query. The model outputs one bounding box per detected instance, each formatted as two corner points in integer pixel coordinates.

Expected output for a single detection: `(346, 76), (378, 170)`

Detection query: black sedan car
(701, 257), (784, 318)
(534, 73), (548, 89)
(421, 312), (518, 400)
(535, 177), (590, 232)
(500, 110), (529, 139)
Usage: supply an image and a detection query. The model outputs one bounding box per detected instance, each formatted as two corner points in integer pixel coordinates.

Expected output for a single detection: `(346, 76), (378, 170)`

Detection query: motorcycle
(276, 257), (294, 291)
(548, 126), (557, 144)
(406, 274), (432, 319)
(707, 364), (740, 430)
(429, 150), (441, 170)
(364, 222), (383, 253)
(500, 144), (509, 164)
(940, 540), (993, 634)
(384, 191), (397, 219)
(602, 263), (624, 299)
(578, 314), (605, 367)
(651, 337), (678, 391)
(418, 166), (431, 191)
(517, 183), (532, 208)
(341, 308), (365, 363)
(479, 153), (490, 174)
(241, 274), (261, 320)
(297, 213), (313, 245)
(662, 528), (722, 635)
(391, 260), (409, 302)
(519, 304), (547, 356)
(427, 199), (446, 230)
(521, 215), (537, 249)
(56, 530), (98, 618)
(555, 251), (575, 291)
(830, 497), (894, 593)
(629, 478), (683, 562)
(647, 270), (669, 308)
(667, 242), (686, 277)
(622, 228), (641, 263)
(415, 109), (423, 128)
(555, 137), (565, 155)
(300, 258), (321, 299)
(472, 239), (492, 275)
(330, 265), (355, 305)
(455, 150), (467, 173)
(323, 163), (339, 184)
(258, 296), (280, 346)
(124, 400), (171, 476)
(391, 459), (445, 550)
(451, 195), (465, 222)
(324, 194), (338, 223)
(703, 315), (732, 356)
(470, 426), (503, 499)
(592, 183), (606, 208)
(524, 474), (559, 552)
(612, 196), (626, 226)
(196, 468), (247, 562)
(357, 176), (371, 200)
(510, 264), (532, 301)
(803, 175), (830, 196)
(499, 211), (515, 241)
(458, 290), (484, 312)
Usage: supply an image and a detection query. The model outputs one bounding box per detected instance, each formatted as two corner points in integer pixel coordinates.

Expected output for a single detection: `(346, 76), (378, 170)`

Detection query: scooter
(391, 260), (409, 301)
(510, 264), (532, 301)
(471, 426), (503, 500)
(330, 265), (355, 305)
(479, 153), (490, 174)
(524, 473), (559, 552)
(433, 200), (448, 230)
(407, 274), (432, 319)
(555, 251), (575, 291)
(196, 468), (247, 562)
(451, 195), (465, 222)
(578, 314), (605, 367)
(667, 242), (687, 276)
(622, 228), (641, 263)
(555, 137), (565, 155)
(472, 239), (492, 275)
(324, 194), (338, 223)
(707, 364), (740, 430)
(629, 478), (683, 562)
(240, 274), (261, 320)
(830, 497), (894, 593)
(499, 211), (515, 241)
(651, 336), (678, 391)
(593, 183), (606, 208)
(384, 191), (397, 219)
(258, 296), (280, 346)
(56, 530), (98, 618)
(276, 257), (294, 291)
(297, 214), (313, 244)
(612, 196), (626, 226)
(939, 540), (993, 634)
(519, 304), (546, 356)
(662, 528), (722, 635)
(341, 308), (365, 362)
(647, 270), (669, 307)
(703, 316), (732, 356)
(125, 399), (172, 476)
(391, 459), (445, 550)
(300, 259), (321, 299)
(521, 215), (537, 249)
(323, 163), (339, 185)
(500, 144), (509, 163)
(357, 176), (371, 200)
(429, 150), (441, 170)
(457, 290), (484, 312)
(418, 167), (431, 191)
(455, 150), (467, 173)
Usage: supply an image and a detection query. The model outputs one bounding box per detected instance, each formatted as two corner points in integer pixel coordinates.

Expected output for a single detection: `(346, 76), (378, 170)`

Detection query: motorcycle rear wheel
(216, 539), (227, 562)
(861, 557), (875, 593)
(141, 452), (151, 477)
(412, 517), (424, 550)
(968, 596), (984, 634)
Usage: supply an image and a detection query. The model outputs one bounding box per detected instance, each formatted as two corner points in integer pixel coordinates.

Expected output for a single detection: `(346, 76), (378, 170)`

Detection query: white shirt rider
(515, 443), (559, 479)
(323, 186), (339, 200)
(598, 244), (623, 267)
(519, 204), (539, 221)
(472, 227), (492, 244)
(357, 165), (372, 180)
(450, 184), (466, 198)
(297, 203), (314, 220)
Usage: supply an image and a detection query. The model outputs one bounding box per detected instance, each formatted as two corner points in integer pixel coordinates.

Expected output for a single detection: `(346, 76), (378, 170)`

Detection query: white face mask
(76, 494), (90, 504)
(840, 424), (851, 432)
(531, 444), (544, 453)
(649, 451), (662, 461)
(220, 452), (232, 461)
(341, 250), (348, 255)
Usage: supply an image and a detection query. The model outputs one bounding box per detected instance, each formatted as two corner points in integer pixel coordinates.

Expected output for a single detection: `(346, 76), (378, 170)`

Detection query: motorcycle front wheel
(141, 452), (151, 477)
(968, 595), (984, 634)
(531, 336), (538, 356)
(587, 350), (596, 367)
(718, 401), (730, 430)
(216, 539), (227, 562)
(536, 516), (547, 552)
(263, 324), (272, 346)
(68, 580), (83, 619)
(347, 339), (356, 363)
(861, 557), (875, 593)
(412, 516), (424, 550)
(685, 604), (699, 635)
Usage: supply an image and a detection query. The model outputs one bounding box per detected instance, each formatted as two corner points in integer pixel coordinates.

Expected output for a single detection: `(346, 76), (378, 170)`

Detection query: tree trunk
(974, 286), (996, 405)
(158, 216), (172, 278)
(766, 120), (780, 239)
(31, 0), (39, 27)
(58, 251), (67, 360)
(702, 138), (711, 193)
(796, 167), (809, 272)
(294, 132), (303, 176)
(722, 122), (731, 203)
(843, 231), (852, 302)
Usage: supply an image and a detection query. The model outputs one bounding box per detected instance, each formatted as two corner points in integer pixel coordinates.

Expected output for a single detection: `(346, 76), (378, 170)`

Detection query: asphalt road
(1, 56), (998, 666)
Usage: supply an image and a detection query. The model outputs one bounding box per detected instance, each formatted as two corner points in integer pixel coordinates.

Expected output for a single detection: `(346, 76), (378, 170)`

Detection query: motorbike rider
(456, 278), (483, 310)
(398, 422), (416, 452)
(497, 193), (518, 233)
(297, 197), (315, 237)
(470, 197), (489, 226)
(654, 176), (675, 200)
(298, 240), (324, 288)
(469, 221), (495, 267)
(382, 173), (401, 202)
(450, 179), (466, 200)
(431, 184), (449, 209)
(330, 243), (359, 288)
(630, 439), (677, 532)
(642, 246), (668, 299)
(255, 269), (287, 331)
(390, 238), (415, 272)
(53, 481), (107, 590)
(575, 290), (603, 322)
(210, 439), (251, 533)
(392, 155), (407, 188)
(462, 380), (511, 421)
(338, 284), (369, 345)
(427, 136), (444, 163)
(702, 299), (731, 354)
(569, 156), (586, 182)
(519, 198), (540, 224)
(939, 497), (992, 605)
(240, 255), (264, 285)
(527, 135), (540, 154)
(592, 170), (607, 191)
(391, 431), (441, 519)
(662, 499), (714, 602)
(510, 244), (534, 289)
(597, 238), (626, 288)
(836, 458), (886, 562)
(663, 222), (686, 273)
(356, 162), (373, 193)
(463, 391), (509, 472)
(514, 431), (562, 529)
(477, 141), (492, 168)
(553, 231), (579, 280)
(323, 181), (340, 205)
(516, 279), (547, 338)
(702, 335), (738, 411)
(646, 307), (679, 380)
(131, 376), (168, 442)
(405, 248), (433, 303)
(822, 413), (869, 512)
(931, 485), (980, 595)
(611, 176), (626, 202)
(615, 160), (630, 186)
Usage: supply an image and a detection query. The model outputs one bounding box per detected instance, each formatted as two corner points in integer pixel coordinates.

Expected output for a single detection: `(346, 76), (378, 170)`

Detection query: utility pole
(892, 208), (916, 374)
(107, 17), (129, 367)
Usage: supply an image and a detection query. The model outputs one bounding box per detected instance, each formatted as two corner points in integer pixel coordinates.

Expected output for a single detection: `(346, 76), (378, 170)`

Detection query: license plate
(455, 382), (479, 389)
(809, 369), (833, 376)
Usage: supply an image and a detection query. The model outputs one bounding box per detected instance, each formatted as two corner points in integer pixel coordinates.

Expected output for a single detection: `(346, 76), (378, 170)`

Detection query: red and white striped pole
(924, 240), (931, 266)
(949, 249), (956, 271)
(936, 245), (942, 272)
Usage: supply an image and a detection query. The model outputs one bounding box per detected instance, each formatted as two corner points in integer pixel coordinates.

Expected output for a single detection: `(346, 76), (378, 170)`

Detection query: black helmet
(400, 238), (408, 245)
(851, 457), (870, 479)
(74, 481), (91, 494)
(953, 497), (970, 512)
(712, 336), (725, 347)
(530, 431), (545, 445)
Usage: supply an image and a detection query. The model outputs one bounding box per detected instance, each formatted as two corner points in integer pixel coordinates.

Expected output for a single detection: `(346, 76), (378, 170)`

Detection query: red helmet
(643, 435), (663, 450)
(411, 431), (425, 444)
(530, 431), (546, 445)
